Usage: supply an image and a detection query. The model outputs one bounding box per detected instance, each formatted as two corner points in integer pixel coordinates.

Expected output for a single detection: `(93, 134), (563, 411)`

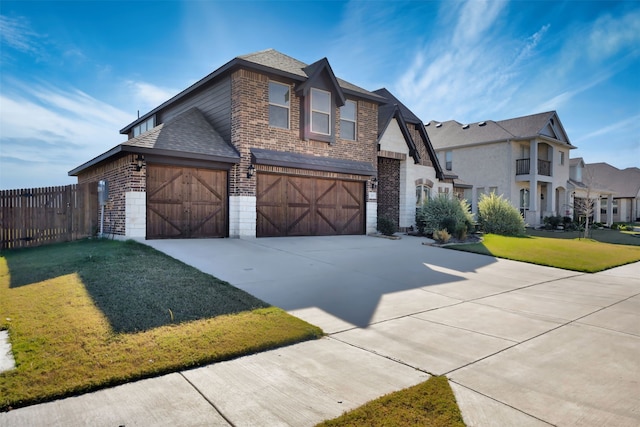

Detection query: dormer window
(269, 81), (290, 129)
(340, 100), (357, 140)
(311, 88), (331, 135)
(132, 116), (155, 137)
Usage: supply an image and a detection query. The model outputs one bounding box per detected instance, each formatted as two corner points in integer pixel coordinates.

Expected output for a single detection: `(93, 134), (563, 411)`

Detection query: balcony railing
(515, 158), (552, 176)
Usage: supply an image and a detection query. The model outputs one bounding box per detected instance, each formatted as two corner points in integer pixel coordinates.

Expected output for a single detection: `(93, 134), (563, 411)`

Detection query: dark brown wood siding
(160, 77), (232, 142)
(146, 165), (227, 239)
(257, 173), (364, 237)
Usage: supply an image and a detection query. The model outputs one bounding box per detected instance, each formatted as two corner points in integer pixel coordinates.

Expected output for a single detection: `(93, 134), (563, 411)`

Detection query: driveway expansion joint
(448, 380), (556, 426)
(179, 372), (235, 427)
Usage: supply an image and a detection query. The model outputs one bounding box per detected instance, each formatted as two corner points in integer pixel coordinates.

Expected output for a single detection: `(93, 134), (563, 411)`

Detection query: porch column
(529, 140), (538, 222)
(607, 196), (613, 226)
(595, 197), (602, 223)
(550, 185), (556, 216)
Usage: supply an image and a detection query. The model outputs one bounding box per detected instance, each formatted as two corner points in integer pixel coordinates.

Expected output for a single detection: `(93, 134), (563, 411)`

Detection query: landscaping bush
(415, 195), (474, 237)
(477, 193), (526, 236)
(543, 215), (562, 229)
(433, 229), (451, 244)
(377, 216), (397, 236)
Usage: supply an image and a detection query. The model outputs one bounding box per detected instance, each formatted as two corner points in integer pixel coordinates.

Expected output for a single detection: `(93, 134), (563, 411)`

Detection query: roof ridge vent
(478, 121), (486, 126)
(462, 124), (469, 129)
(435, 123), (442, 128)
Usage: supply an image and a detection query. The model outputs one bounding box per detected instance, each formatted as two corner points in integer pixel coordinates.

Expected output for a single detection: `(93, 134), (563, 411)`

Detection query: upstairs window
(559, 151), (565, 165)
(445, 150), (453, 171)
(311, 88), (331, 135)
(340, 100), (357, 140)
(132, 116), (155, 137)
(269, 81), (289, 129)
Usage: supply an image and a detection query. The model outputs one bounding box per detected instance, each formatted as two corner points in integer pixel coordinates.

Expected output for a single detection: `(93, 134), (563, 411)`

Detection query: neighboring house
(567, 158), (615, 226)
(426, 111), (577, 227)
(69, 49), (385, 239)
(373, 88), (452, 231)
(584, 162), (640, 223)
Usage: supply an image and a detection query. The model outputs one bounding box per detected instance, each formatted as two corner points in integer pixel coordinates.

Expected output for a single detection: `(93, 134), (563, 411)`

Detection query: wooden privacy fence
(0, 183), (98, 250)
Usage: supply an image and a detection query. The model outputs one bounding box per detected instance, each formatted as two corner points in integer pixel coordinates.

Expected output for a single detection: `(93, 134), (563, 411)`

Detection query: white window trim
(269, 81), (290, 129)
(310, 88), (331, 136)
(340, 100), (357, 140)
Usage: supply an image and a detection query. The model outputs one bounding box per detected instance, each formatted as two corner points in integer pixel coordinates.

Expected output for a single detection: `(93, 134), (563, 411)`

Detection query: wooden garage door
(257, 174), (364, 237)
(146, 165), (227, 239)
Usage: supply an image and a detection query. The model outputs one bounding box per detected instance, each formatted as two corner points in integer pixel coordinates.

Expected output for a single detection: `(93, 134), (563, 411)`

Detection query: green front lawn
(449, 234), (640, 272)
(527, 227), (640, 246)
(317, 376), (465, 427)
(0, 239), (322, 411)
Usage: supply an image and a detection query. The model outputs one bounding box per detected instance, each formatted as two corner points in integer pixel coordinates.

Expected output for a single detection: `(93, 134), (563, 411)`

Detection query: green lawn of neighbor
(449, 233), (640, 272)
(0, 239), (322, 411)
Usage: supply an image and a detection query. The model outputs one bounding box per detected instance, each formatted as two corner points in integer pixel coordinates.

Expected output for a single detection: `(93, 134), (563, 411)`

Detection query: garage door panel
(147, 165), (227, 239)
(256, 173), (364, 237)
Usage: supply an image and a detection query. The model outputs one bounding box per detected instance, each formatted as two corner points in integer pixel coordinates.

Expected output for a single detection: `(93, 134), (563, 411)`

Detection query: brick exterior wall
(229, 69), (378, 198)
(377, 157), (400, 228)
(76, 154), (145, 236)
(410, 126), (434, 167)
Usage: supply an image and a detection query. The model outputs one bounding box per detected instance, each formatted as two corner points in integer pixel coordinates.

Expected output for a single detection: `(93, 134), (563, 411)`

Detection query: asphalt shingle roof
(585, 162), (640, 198)
(426, 111), (574, 150)
(123, 107), (239, 159)
(239, 49), (384, 101)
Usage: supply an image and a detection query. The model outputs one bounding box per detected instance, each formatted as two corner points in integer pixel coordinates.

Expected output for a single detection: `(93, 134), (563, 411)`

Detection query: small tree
(477, 193), (526, 236)
(573, 192), (597, 239)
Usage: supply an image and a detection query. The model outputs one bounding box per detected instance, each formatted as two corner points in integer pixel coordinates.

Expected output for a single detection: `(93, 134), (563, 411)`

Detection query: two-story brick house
(69, 49), (384, 239)
(426, 111), (576, 226)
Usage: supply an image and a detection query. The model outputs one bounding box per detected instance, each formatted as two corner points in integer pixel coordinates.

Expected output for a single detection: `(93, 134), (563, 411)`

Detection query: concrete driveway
(2, 235), (638, 426)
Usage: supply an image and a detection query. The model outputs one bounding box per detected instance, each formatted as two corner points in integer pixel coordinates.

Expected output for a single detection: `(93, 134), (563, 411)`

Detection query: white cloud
(0, 83), (134, 189)
(573, 113), (640, 144)
(126, 81), (178, 114)
(0, 15), (42, 55)
(588, 9), (640, 61)
(452, 0), (507, 47)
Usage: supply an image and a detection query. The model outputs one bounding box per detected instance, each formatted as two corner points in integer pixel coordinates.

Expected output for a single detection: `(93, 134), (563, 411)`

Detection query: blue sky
(1, 0), (638, 190)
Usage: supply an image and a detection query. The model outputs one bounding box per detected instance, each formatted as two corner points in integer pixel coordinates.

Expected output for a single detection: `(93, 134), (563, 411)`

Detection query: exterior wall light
(247, 164), (256, 179)
(135, 154), (145, 171)
(370, 177), (378, 190)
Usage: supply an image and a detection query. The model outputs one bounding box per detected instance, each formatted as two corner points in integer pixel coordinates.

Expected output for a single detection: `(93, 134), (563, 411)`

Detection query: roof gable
(296, 58), (346, 107)
(585, 162), (640, 198)
(427, 111), (575, 150)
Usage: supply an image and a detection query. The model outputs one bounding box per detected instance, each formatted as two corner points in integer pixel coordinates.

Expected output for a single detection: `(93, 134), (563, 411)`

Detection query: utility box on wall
(98, 180), (109, 206)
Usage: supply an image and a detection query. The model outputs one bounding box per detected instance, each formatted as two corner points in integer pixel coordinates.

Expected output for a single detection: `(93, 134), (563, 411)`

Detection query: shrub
(377, 216), (397, 236)
(416, 194), (474, 237)
(543, 215), (562, 229)
(433, 229), (451, 243)
(477, 193), (526, 236)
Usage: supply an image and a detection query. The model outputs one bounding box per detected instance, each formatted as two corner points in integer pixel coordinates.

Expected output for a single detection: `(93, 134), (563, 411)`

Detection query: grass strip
(449, 234), (640, 272)
(317, 376), (465, 427)
(0, 239), (322, 411)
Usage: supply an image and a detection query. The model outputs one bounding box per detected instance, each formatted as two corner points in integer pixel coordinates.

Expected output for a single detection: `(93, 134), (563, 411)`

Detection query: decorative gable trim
(296, 58), (346, 106)
(378, 105), (421, 164)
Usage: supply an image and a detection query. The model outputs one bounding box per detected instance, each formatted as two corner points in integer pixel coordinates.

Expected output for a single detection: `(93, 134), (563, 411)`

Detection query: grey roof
(373, 88), (421, 134)
(585, 162), (640, 198)
(426, 111), (576, 150)
(251, 148), (376, 176)
(69, 108), (239, 176)
(123, 107), (239, 159)
(239, 49), (385, 102)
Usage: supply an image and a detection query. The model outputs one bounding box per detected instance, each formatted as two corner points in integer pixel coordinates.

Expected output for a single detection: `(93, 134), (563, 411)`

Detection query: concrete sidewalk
(1, 236), (639, 426)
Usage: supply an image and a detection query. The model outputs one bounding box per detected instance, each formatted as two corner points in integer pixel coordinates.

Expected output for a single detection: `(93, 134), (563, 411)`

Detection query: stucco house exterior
(567, 158), (615, 226)
(425, 111), (576, 227)
(69, 49), (384, 239)
(583, 161), (639, 224)
(373, 88), (452, 231)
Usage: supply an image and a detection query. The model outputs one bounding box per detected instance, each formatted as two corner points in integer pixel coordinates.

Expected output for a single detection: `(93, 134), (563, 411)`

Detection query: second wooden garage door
(146, 165), (227, 239)
(257, 174), (364, 237)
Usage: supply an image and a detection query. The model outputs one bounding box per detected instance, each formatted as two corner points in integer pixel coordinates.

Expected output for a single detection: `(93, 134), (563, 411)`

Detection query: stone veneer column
(229, 195), (256, 238)
(125, 191), (146, 238)
(366, 201), (378, 234)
